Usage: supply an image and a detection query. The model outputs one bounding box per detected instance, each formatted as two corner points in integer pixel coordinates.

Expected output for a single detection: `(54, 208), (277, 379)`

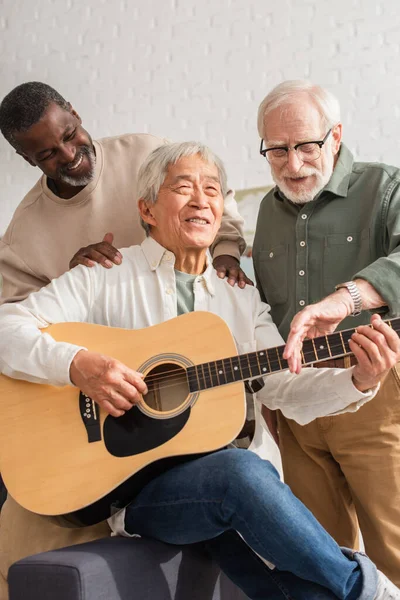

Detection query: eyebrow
(266, 134), (323, 148)
(35, 124), (75, 158)
(171, 174), (221, 184)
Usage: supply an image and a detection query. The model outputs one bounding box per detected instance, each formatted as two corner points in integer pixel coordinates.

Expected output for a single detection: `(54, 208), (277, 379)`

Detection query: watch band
(335, 281), (363, 316)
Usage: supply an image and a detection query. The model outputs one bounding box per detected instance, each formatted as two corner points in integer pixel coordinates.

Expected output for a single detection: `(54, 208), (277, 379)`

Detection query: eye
(38, 150), (55, 162)
(269, 148), (287, 158)
(65, 128), (77, 141)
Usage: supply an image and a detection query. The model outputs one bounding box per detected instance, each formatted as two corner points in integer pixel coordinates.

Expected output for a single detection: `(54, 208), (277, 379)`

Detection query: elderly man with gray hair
(0, 141), (400, 599)
(254, 80), (400, 586)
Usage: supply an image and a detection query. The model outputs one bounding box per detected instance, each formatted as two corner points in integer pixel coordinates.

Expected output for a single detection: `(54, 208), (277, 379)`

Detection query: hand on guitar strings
(69, 232), (123, 270)
(350, 315), (400, 392)
(213, 254), (253, 289)
(70, 350), (148, 417)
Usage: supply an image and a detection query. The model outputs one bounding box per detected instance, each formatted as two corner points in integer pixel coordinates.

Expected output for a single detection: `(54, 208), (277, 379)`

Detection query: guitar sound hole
(144, 363), (189, 413)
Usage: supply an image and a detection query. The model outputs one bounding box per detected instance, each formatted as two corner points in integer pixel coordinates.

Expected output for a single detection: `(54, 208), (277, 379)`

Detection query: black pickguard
(103, 405), (190, 457)
(61, 407), (194, 527)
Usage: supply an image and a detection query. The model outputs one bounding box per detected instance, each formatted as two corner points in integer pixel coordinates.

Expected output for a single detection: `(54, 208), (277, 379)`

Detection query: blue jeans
(122, 449), (378, 599)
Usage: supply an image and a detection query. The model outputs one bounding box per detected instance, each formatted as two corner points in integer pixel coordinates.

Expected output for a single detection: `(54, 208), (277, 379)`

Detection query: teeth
(188, 218), (208, 224)
(68, 154), (83, 171)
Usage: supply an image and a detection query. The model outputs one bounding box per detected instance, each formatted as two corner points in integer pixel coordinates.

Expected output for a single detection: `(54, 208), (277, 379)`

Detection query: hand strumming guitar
(70, 350), (148, 417)
(69, 232), (123, 269)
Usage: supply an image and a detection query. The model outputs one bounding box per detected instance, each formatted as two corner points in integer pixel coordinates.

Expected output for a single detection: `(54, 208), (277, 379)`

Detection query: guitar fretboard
(186, 317), (400, 393)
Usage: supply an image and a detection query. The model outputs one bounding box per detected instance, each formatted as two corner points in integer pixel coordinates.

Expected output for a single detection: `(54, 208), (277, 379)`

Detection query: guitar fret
(215, 359), (227, 386)
(248, 351), (259, 377)
(209, 362), (220, 388)
(302, 339), (317, 363)
(326, 335), (333, 357)
(338, 331), (346, 354)
(312, 335), (331, 361)
(341, 330), (353, 354)
(301, 348), (306, 365)
(238, 354), (251, 380)
(224, 358), (235, 384)
(230, 356), (243, 382)
(187, 366), (199, 393)
(266, 348), (279, 373)
(196, 364), (207, 390)
(311, 338), (318, 362)
(202, 363), (213, 389)
(258, 351), (270, 375)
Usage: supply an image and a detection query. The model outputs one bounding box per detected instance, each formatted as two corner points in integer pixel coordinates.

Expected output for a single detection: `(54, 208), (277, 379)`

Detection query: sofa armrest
(9, 536), (248, 600)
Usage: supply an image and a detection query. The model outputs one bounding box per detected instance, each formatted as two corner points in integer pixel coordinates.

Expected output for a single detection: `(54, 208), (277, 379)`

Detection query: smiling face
(263, 97), (342, 203)
(139, 154), (224, 272)
(13, 102), (95, 198)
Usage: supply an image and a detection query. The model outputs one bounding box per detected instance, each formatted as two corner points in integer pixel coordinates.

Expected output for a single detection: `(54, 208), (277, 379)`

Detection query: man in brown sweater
(0, 82), (247, 599)
(0, 82), (247, 305)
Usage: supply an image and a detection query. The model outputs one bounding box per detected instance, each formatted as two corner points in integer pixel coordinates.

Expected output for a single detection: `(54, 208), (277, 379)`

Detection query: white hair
(257, 80), (341, 138)
(137, 141), (228, 234)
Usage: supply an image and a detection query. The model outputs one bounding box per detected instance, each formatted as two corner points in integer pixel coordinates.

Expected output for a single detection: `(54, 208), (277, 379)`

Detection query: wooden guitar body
(0, 312), (246, 525)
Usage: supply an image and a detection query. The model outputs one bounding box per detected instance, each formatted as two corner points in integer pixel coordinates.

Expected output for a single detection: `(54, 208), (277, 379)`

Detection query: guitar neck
(187, 317), (400, 393)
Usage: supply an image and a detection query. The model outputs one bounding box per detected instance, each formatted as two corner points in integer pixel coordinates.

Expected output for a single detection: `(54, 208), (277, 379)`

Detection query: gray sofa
(8, 536), (249, 600)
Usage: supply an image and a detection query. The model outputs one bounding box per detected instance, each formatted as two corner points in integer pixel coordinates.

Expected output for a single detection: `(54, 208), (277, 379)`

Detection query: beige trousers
(0, 496), (110, 600)
(278, 364), (400, 586)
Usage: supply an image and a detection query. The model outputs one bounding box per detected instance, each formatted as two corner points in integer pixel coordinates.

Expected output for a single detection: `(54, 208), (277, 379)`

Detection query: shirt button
(301, 214), (307, 220)
(300, 241), (306, 247)
(299, 270), (305, 276)
(299, 300), (305, 306)
(347, 236), (353, 242)
(269, 252), (274, 258)
(166, 288), (174, 295)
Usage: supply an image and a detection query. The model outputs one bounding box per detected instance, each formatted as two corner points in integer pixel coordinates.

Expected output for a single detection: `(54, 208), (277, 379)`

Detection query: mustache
(57, 145), (94, 177)
(280, 167), (319, 179)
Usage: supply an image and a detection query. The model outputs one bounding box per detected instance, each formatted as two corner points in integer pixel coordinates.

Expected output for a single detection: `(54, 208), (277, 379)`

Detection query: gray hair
(138, 142), (228, 234)
(257, 80), (341, 138)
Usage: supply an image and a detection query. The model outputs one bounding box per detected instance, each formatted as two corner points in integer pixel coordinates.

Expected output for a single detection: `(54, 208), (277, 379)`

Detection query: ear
(16, 150), (36, 167)
(69, 103), (82, 124)
(138, 199), (157, 228)
(331, 123), (342, 155)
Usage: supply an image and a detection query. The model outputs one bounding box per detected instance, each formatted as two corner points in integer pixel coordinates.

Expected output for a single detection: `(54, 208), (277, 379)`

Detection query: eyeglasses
(259, 129), (332, 164)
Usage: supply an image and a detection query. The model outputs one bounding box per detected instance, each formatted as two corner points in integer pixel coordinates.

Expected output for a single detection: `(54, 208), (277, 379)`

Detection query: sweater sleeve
(0, 240), (49, 305)
(211, 189), (246, 261)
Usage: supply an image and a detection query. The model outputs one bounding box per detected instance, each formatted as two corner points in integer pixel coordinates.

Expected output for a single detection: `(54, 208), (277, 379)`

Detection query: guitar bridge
(79, 391), (101, 443)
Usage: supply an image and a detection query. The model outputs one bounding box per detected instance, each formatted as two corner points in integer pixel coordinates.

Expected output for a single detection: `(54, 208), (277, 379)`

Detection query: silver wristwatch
(335, 281), (363, 316)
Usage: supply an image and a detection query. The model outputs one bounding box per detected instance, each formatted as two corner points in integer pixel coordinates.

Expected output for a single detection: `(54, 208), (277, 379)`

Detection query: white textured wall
(1, 0), (400, 233)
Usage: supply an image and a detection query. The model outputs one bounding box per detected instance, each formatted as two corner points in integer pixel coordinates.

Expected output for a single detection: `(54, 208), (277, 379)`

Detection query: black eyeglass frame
(259, 128), (333, 161)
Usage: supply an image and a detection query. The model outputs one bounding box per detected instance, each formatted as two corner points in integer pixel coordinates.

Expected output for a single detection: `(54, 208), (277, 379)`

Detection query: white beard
(272, 167), (332, 204)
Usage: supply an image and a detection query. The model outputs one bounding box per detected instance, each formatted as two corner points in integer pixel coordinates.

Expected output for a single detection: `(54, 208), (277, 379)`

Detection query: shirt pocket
(322, 229), (371, 295)
(256, 245), (288, 306)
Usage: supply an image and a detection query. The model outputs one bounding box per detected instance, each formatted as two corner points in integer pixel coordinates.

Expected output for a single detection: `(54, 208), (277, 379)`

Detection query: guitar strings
(140, 319), (399, 389)
(144, 346), (360, 392)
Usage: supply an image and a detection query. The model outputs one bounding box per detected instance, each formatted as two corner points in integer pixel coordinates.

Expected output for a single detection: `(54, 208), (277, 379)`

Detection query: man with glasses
(253, 79), (400, 585)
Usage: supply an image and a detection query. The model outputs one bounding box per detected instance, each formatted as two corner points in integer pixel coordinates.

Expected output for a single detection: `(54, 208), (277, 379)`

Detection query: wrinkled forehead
(163, 154), (221, 185)
(263, 98), (326, 143)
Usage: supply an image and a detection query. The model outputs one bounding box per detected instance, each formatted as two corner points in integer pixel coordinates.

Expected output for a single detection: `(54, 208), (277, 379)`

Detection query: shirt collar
(273, 143), (354, 202)
(141, 236), (215, 296)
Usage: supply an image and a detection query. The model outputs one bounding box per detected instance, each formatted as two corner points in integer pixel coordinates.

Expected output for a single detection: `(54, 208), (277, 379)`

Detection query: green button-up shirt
(253, 143), (400, 340)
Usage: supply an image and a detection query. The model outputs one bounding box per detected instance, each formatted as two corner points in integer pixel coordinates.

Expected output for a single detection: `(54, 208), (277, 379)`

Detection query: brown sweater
(0, 133), (245, 303)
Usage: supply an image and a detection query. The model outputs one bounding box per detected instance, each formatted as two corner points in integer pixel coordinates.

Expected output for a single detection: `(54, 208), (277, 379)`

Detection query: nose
(286, 149), (303, 174)
(60, 142), (76, 164)
(190, 187), (210, 208)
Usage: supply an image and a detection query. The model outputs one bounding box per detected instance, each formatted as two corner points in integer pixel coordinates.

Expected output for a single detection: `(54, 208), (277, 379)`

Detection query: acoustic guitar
(0, 311), (397, 526)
